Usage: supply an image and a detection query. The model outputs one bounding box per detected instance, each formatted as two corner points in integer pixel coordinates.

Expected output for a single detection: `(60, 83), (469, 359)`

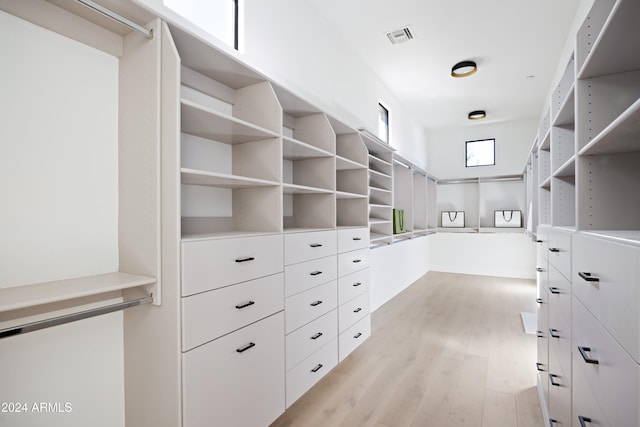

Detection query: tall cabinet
(531, 0), (640, 425)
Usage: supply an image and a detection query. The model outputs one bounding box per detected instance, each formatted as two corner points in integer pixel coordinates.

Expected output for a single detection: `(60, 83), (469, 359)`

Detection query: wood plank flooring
(271, 271), (543, 427)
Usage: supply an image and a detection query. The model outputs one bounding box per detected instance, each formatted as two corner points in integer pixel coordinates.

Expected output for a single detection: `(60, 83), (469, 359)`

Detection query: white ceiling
(309, 0), (582, 130)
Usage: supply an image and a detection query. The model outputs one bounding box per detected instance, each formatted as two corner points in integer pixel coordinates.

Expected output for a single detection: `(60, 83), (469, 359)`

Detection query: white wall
(427, 118), (538, 180)
(429, 233), (536, 280)
(241, 0), (429, 168)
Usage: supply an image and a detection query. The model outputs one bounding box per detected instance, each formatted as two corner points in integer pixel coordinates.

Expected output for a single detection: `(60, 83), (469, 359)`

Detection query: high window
(465, 138), (495, 167)
(378, 102), (389, 143)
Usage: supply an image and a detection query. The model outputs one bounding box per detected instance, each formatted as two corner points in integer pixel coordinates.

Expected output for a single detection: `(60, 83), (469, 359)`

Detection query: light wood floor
(271, 271), (543, 427)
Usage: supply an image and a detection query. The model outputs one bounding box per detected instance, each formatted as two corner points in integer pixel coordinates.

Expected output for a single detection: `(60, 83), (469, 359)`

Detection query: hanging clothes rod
(75, 0), (153, 38)
(0, 295), (152, 340)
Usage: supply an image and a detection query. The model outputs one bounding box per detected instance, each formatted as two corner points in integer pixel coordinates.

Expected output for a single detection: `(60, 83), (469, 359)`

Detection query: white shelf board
(369, 186), (392, 194)
(369, 204), (392, 210)
(370, 232), (392, 242)
(553, 156), (576, 178)
(538, 129), (551, 151)
(579, 98), (640, 156)
(540, 176), (552, 190)
(369, 169), (392, 180)
(336, 191), (367, 199)
(552, 85), (575, 126)
(282, 183), (334, 195)
(369, 218), (391, 225)
(479, 227), (525, 234)
(437, 227), (479, 233)
(368, 153), (392, 168)
(336, 155), (366, 171)
(283, 136), (332, 160)
(181, 230), (280, 242)
(393, 231), (413, 239)
(283, 227), (334, 234)
(181, 99), (278, 144)
(578, 0), (640, 79)
(0, 272), (156, 313)
(181, 169), (279, 188)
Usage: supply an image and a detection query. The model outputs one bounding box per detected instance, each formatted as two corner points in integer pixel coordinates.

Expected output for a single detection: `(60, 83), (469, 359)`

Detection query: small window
(164, 0), (241, 50)
(465, 138), (495, 167)
(378, 102), (389, 143)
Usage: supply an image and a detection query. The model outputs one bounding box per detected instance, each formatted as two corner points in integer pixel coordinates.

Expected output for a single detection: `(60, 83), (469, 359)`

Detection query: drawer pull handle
(354, 332), (362, 339)
(235, 301), (255, 309)
(549, 374), (561, 387)
(311, 332), (323, 340)
(579, 272), (599, 282)
(311, 364), (323, 373)
(235, 256), (255, 263)
(352, 237), (362, 241)
(536, 362), (545, 372)
(353, 307), (362, 313)
(236, 342), (256, 353)
(353, 282), (363, 287)
(309, 243), (323, 248)
(536, 267), (544, 272)
(310, 271), (323, 276)
(578, 346), (599, 365)
(310, 300), (323, 307)
(536, 298), (543, 304)
(536, 240), (543, 243)
(536, 330), (544, 338)
(549, 287), (560, 294)
(549, 328), (560, 338)
(578, 415), (592, 427)
(549, 248), (560, 253)
(549, 419), (557, 426)
(353, 259), (362, 263)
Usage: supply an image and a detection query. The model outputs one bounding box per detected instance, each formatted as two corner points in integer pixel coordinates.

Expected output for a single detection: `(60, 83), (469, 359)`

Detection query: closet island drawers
(338, 268), (370, 304)
(572, 297), (638, 427)
(285, 280), (337, 334)
(337, 227), (369, 253)
(547, 228), (572, 281)
(572, 232), (640, 361)
(338, 248), (369, 276)
(182, 312), (285, 427)
(285, 310), (337, 370)
(182, 273), (284, 351)
(284, 255), (337, 296)
(181, 234), (284, 296)
(285, 337), (338, 407)
(338, 292), (370, 333)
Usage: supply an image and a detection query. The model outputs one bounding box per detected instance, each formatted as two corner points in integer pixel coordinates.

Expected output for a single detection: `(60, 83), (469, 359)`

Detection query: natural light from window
(378, 102), (389, 143)
(465, 138), (495, 167)
(164, 0), (238, 49)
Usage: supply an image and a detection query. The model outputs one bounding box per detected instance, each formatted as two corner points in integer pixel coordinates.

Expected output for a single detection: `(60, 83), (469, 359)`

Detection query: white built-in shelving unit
(531, 1), (640, 425)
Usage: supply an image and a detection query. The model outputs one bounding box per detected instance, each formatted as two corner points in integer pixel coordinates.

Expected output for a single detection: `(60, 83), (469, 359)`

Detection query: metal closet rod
(75, 0), (153, 38)
(0, 295), (152, 340)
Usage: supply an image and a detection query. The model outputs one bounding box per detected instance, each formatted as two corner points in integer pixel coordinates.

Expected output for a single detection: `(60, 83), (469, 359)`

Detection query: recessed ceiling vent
(386, 26), (414, 44)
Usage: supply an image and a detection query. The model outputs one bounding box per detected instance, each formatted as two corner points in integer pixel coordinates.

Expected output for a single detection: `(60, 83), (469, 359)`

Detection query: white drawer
(285, 338), (338, 407)
(337, 227), (369, 253)
(339, 314), (370, 362)
(181, 234), (283, 296)
(547, 228), (572, 282)
(182, 312), (284, 427)
(284, 255), (337, 297)
(572, 296), (638, 427)
(573, 354), (610, 427)
(573, 232), (640, 362)
(285, 280), (337, 334)
(548, 303), (571, 380)
(548, 347), (571, 427)
(338, 248), (369, 277)
(284, 230), (337, 265)
(182, 273), (284, 351)
(286, 310), (337, 371)
(338, 292), (370, 333)
(547, 264), (571, 333)
(338, 268), (370, 305)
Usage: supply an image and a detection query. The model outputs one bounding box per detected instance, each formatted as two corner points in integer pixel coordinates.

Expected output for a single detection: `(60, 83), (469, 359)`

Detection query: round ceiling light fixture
(451, 60), (478, 78)
(468, 110), (486, 120)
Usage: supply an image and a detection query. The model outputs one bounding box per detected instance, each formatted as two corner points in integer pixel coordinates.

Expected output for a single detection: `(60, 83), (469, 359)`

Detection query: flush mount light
(451, 60), (478, 78)
(468, 110), (486, 120)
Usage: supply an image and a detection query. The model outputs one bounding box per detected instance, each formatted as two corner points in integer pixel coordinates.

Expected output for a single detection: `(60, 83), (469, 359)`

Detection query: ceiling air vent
(386, 26), (414, 44)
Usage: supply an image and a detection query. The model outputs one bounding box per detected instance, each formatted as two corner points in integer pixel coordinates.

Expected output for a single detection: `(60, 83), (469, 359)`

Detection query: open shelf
(553, 157), (576, 178)
(579, 98), (640, 156)
(181, 169), (279, 188)
(552, 86), (575, 127)
(0, 272), (156, 314)
(283, 136), (333, 160)
(282, 183), (334, 194)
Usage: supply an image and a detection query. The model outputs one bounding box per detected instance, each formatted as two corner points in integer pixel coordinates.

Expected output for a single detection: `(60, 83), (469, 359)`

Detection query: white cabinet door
(285, 280), (338, 334)
(181, 234), (283, 296)
(572, 296), (638, 427)
(284, 230), (337, 265)
(339, 315), (371, 361)
(573, 232), (640, 362)
(284, 255), (337, 297)
(182, 312), (285, 427)
(182, 273), (284, 351)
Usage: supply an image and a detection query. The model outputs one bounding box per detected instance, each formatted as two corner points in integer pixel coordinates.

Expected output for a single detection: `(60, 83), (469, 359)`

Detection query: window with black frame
(465, 138), (495, 167)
